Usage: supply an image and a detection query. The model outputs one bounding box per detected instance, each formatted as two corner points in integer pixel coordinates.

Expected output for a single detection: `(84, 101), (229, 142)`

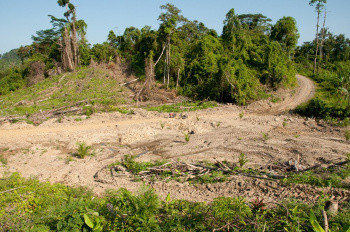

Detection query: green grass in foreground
(0, 172), (349, 231)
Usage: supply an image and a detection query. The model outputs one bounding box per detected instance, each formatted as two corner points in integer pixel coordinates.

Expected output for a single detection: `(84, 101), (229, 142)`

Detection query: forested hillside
(0, 2), (298, 106)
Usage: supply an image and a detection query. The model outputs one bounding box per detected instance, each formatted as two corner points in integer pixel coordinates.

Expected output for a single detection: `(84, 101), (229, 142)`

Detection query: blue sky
(0, 0), (349, 54)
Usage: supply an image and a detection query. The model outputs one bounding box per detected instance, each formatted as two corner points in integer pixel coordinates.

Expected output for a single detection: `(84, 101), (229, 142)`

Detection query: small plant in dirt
(65, 156), (75, 164)
(83, 105), (94, 116)
(262, 132), (269, 141)
(0, 154), (7, 165)
(184, 133), (190, 143)
(345, 130), (350, 142)
(196, 115), (200, 121)
(283, 118), (288, 128)
(75, 142), (93, 159)
(239, 111), (244, 119)
(160, 121), (165, 129)
(239, 152), (248, 167)
(56, 117), (63, 123)
(216, 121), (221, 127)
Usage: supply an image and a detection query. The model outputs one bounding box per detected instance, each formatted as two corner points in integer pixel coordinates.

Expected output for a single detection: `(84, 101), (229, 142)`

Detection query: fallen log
(120, 79), (139, 86)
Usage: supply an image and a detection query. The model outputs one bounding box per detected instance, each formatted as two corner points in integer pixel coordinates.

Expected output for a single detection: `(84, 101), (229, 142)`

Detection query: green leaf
(84, 213), (94, 229)
(57, 221), (63, 230)
(166, 193), (171, 202)
(309, 209), (325, 232)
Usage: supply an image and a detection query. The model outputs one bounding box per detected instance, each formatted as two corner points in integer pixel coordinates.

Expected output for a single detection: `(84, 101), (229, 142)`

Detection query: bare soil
(0, 75), (349, 204)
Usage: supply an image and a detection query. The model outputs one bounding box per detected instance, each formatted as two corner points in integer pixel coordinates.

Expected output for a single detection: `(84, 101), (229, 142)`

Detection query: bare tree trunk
(63, 27), (74, 71)
(176, 67), (180, 90)
(163, 54), (167, 84)
(319, 10), (327, 70)
(167, 36), (171, 89)
(313, 8), (321, 75)
(71, 18), (79, 68)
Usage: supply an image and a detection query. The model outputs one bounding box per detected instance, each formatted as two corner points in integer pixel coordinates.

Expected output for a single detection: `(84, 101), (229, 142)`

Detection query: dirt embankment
(0, 75), (349, 204)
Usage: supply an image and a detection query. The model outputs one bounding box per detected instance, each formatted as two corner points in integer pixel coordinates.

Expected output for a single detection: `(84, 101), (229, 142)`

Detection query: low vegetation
(0, 173), (349, 231)
(0, 67), (132, 118)
(145, 101), (217, 113)
(74, 142), (94, 159)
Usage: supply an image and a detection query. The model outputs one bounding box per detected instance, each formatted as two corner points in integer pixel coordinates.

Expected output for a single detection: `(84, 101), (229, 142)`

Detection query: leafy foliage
(0, 173), (349, 231)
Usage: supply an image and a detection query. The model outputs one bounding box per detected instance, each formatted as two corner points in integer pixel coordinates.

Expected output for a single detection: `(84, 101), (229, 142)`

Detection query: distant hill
(0, 49), (21, 70)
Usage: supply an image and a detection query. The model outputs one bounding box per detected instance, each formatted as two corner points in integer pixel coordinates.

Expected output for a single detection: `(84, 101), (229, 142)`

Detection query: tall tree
(309, 0), (327, 74)
(222, 8), (241, 53)
(57, 0), (83, 71)
(270, 16), (299, 58)
(158, 4), (186, 88)
(319, 10), (327, 67)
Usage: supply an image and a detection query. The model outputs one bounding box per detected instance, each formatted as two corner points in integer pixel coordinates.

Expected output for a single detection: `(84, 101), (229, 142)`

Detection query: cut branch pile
(108, 157), (349, 184)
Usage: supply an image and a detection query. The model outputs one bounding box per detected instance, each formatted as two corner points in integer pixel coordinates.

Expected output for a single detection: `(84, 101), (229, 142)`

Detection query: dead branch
(154, 44), (167, 67)
(323, 210), (329, 232)
(237, 172), (279, 182)
(0, 187), (23, 194)
(120, 78), (139, 86)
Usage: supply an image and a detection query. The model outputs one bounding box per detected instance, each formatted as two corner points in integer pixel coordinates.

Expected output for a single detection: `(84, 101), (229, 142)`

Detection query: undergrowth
(0, 173), (349, 231)
(0, 67), (132, 117)
(145, 101), (217, 113)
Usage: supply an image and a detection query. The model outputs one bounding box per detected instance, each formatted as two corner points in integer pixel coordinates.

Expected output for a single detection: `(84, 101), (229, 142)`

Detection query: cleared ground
(0, 75), (349, 203)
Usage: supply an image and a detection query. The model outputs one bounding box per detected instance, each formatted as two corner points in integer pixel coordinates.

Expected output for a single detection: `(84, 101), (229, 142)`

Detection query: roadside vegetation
(0, 0), (299, 120)
(294, 0), (350, 123)
(0, 172), (349, 231)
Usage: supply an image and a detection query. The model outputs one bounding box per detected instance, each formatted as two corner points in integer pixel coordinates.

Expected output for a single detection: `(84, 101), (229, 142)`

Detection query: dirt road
(247, 74), (315, 114)
(0, 75), (349, 203)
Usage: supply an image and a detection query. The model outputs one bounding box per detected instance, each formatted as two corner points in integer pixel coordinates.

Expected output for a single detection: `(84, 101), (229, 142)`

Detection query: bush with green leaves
(0, 173), (349, 231)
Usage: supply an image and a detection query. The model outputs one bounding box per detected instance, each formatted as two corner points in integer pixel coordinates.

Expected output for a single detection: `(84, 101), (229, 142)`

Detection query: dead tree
(135, 57), (155, 102)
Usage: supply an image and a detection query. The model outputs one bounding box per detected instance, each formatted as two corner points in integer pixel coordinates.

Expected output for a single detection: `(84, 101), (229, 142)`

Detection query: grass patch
(0, 67), (133, 117)
(283, 161), (350, 189)
(115, 155), (167, 174)
(145, 101), (217, 113)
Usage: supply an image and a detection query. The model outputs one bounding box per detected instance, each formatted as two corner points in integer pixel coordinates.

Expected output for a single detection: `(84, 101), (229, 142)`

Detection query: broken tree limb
(52, 108), (81, 115)
(237, 172), (279, 182)
(0, 187), (23, 194)
(323, 210), (329, 232)
(296, 160), (348, 173)
(154, 44), (167, 67)
(120, 79), (139, 86)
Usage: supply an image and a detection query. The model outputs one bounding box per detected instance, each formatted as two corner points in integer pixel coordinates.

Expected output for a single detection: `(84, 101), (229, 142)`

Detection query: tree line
(1, 0), (300, 105)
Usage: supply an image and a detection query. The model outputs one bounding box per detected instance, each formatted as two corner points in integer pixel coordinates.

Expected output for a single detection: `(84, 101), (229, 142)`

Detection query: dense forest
(0, 0), (349, 118)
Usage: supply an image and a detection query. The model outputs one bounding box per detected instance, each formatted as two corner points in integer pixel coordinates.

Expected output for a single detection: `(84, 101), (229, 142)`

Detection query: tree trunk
(62, 27), (74, 71)
(71, 17), (79, 67)
(167, 36), (171, 89)
(313, 8), (321, 75)
(163, 54), (167, 84)
(319, 10), (327, 70)
(176, 67), (180, 90)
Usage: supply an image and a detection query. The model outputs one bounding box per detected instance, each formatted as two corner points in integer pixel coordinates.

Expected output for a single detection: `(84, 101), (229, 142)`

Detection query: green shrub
(75, 142), (93, 159)
(345, 130), (350, 142)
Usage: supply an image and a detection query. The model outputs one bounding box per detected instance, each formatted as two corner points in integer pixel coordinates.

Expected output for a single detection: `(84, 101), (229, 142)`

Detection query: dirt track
(0, 75), (349, 203)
